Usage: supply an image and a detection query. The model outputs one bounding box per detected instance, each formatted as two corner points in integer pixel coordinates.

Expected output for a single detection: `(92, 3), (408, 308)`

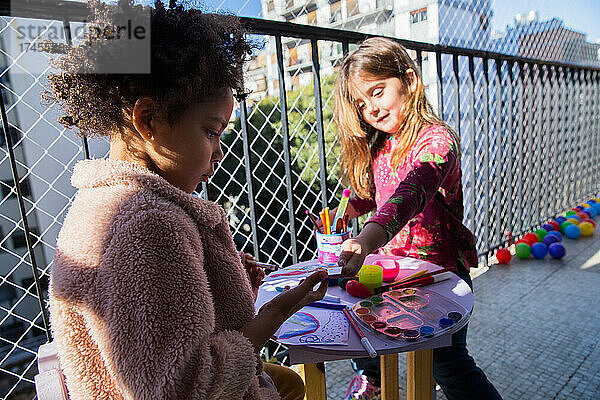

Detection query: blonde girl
(333, 37), (503, 400)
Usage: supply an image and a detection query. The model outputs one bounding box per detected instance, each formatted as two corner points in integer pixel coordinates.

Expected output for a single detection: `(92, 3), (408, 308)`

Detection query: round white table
(255, 254), (473, 400)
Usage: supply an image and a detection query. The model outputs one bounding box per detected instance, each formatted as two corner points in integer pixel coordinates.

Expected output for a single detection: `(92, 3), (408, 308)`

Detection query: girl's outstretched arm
(339, 127), (458, 276)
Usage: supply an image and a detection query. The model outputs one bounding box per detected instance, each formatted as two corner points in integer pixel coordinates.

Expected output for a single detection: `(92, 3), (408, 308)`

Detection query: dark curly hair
(43, 0), (256, 137)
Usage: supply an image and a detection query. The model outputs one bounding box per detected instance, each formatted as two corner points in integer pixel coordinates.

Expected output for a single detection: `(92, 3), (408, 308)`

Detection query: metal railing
(0, 1), (599, 398)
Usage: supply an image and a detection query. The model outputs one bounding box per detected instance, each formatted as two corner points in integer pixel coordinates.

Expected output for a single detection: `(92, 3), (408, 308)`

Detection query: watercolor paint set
(350, 287), (468, 341)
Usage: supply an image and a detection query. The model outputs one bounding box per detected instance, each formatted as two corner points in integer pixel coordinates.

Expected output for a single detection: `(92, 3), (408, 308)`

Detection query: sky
(198, 0), (600, 42)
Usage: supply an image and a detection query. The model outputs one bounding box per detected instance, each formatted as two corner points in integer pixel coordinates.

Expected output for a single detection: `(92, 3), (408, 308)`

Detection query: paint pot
(403, 329), (420, 341)
(362, 314), (377, 323)
(372, 321), (387, 329)
(439, 318), (455, 329)
(419, 325), (435, 338)
(447, 312), (463, 322)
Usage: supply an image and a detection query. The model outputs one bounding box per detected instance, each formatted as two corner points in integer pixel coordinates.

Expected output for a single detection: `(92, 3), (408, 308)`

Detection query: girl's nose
(212, 143), (224, 164)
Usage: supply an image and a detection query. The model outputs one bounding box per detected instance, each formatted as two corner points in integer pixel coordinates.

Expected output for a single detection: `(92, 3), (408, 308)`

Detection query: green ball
(565, 210), (577, 217)
(515, 243), (531, 259)
(560, 221), (573, 233)
(534, 228), (547, 241)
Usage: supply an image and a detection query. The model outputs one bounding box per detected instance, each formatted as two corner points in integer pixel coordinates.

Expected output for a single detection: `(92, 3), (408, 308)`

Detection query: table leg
(300, 362), (327, 400)
(381, 353), (399, 400)
(406, 349), (435, 400)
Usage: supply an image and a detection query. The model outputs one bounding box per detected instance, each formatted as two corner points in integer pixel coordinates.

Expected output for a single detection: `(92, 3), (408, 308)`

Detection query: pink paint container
(315, 229), (351, 264)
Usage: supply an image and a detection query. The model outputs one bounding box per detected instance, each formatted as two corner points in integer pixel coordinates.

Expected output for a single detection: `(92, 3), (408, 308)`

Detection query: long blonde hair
(334, 37), (459, 199)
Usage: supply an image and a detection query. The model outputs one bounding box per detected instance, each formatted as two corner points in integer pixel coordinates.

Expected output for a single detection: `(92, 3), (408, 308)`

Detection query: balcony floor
(319, 230), (600, 399)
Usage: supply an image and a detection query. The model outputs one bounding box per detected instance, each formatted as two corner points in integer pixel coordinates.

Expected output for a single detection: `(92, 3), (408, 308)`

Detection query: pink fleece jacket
(49, 159), (279, 400)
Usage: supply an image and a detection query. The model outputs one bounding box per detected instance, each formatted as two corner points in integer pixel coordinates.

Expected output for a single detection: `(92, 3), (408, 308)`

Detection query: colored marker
(305, 210), (323, 233)
(334, 189), (351, 224)
(390, 271), (454, 290)
(307, 301), (346, 310)
(253, 261), (278, 271)
(375, 268), (454, 294)
(324, 207), (331, 235)
(343, 307), (378, 358)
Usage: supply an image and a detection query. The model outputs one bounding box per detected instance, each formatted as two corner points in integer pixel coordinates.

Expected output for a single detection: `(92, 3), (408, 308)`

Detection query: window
(0, 281), (16, 302)
(1, 179), (31, 198)
(347, 0), (359, 17)
(410, 8), (427, 24)
(330, 1), (341, 23)
(307, 9), (317, 25)
(11, 227), (38, 249)
(0, 127), (21, 148)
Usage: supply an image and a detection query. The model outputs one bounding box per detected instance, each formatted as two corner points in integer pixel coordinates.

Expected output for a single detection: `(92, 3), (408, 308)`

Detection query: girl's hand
(240, 252), (265, 300)
(240, 270), (328, 352)
(337, 222), (388, 276)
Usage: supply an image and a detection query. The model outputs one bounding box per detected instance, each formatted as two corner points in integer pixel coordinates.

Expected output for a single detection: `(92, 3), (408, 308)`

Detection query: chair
(34, 341), (70, 400)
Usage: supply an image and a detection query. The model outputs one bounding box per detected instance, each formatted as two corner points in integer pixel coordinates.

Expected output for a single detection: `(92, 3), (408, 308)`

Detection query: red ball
(496, 248), (511, 264)
(549, 221), (561, 231)
(515, 239), (529, 246)
(523, 233), (540, 245)
(576, 212), (588, 221)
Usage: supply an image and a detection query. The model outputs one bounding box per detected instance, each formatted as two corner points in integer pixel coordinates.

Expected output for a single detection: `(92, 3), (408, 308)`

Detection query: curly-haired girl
(47, 2), (325, 399)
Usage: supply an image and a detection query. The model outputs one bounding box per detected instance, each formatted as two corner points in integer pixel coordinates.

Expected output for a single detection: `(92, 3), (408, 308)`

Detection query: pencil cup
(315, 229), (351, 264)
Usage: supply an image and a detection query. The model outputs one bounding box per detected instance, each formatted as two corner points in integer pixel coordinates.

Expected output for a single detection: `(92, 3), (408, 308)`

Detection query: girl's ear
(405, 69), (418, 94)
(131, 97), (156, 142)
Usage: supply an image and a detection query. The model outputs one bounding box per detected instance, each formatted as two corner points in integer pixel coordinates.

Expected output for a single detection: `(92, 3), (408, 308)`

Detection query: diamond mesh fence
(0, 1), (599, 398)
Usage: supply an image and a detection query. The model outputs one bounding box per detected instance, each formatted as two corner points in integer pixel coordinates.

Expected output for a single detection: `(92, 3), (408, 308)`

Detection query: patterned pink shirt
(349, 125), (478, 271)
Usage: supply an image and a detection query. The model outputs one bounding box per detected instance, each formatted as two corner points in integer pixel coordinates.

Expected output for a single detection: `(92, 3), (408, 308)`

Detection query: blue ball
(582, 210), (593, 219)
(548, 243), (566, 259)
(547, 231), (563, 242)
(565, 224), (581, 239)
(543, 234), (559, 246)
(586, 200), (596, 205)
(569, 215), (582, 222)
(541, 224), (554, 232)
(530, 243), (548, 259)
(555, 216), (567, 224)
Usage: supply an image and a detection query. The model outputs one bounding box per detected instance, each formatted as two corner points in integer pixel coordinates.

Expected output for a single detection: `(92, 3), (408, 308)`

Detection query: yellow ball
(594, 197), (600, 202)
(579, 221), (594, 236)
(566, 218), (580, 226)
(581, 203), (591, 209)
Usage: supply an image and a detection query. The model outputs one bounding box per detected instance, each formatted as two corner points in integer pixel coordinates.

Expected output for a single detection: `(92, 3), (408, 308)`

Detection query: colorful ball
(548, 243), (566, 259)
(566, 210), (577, 217)
(534, 228), (547, 241)
(586, 200), (597, 205)
(515, 243), (531, 259)
(560, 221), (573, 233)
(582, 209), (593, 219)
(543, 234), (559, 246)
(555, 216), (567, 224)
(576, 212), (588, 221)
(564, 224), (581, 239)
(579, 221), (594, 236)
(531, 242), (548, 259)
(523, 232), (540, 245)
(586, 219), (596, 228)
(549, 221), (561, 231)
(547, 231), (563, 241)
(515, 239), (529, 246)
(496, 248), (511, 264)
(540, 224), (554, 232)
(566, 218), (580, 225)
(581, 203), (591, 209)
(574, 207), (584, 212)
(568, 215), (581, 223)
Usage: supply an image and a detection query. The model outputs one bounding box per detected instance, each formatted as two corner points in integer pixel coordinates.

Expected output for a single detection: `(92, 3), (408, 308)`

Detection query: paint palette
(351, 287), (468, 341)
